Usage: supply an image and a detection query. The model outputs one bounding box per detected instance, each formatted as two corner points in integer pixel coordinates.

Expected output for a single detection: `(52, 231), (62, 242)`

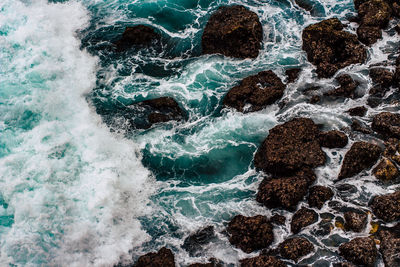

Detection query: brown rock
(351, 120), (372, 134)
(344, 211), (368, 232)
(373, 158), (399, 181)
(279, 237), (314, 262)
(324, 74), (359, 99)
(115, 25), (160, 51)
(378, 228), (400, 267)
(202, 5), (263, 58)
(339, 237), (377, 267)
(291, 207), (319, 234)
(347, 106), (367, 117)
(133, 247), (175, 267)
(270, 214), (286, 225)
(372, 112), (400, 139)
(223, 71), (285, 112)
(240, 255), (287, 267)
(338, 142), (382, 179)
(369, 67), (394, 88)
(370, 191), (400, 222)
(357, 25), (382, 45)
(285, 68), (302, 83)
(319, 130), (348, 148)
(307, 186), (334, 209)
(227, 215), (274, 253)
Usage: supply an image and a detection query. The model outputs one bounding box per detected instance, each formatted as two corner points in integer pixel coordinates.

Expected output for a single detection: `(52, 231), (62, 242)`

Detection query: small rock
(239, 255), (287, 267)
(286, 68), (302, 83)
(351, 120), (372, 134)
(324, 75), (359, 99)
(369, 67), (394, 88)
(338, 141), (382, 180)
(291, 207), (319, 234)
(270, 214), (286, 225)
(339, 237), (377, 267)
(307, 186), (334, 209)
(279, 237), (314, 262)
(227, 215), (274, 253)
(182, 226), (215, 256)
(372, 112), (400, 139)
(344, 211), (368, 232)
(115, 25), (160, 51)
(133, 247), (175, 267)
(347, 106), (367, 117)
(319, 130), (348, 148)
(373, 158), (399, 181)
(370, 191), (400, 222)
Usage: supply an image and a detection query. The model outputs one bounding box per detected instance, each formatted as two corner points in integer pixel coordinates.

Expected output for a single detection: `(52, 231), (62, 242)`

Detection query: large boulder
(133, 247), (175, 267)
(254, 118), (326, 176)
(202, 5), (263, 59)
(278, 237), (314, 262)
(239, 255), (287, 267)
(115, 25), (160, 51)
(256, 168), (316, 210)
(223, 71), (285, 112)
(338, 142), (382, 180)
(227, 215), (274, 253)
(370, 191), (400, 222)
(339, 237), (377, 267)
(291, 207), (319, 234)
(372, 112), (400, 139)
(307, 185), (334, 209)
(302, 18), (367, 78)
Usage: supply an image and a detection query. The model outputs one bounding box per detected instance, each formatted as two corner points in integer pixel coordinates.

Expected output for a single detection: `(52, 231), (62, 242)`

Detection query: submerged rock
(373, 158), (399, 181)
(182, 226), (215, 256)
(202, 5), (263, 59)
(319, 130), (348, 148)
(347, 106), (367, 117)
(372, 112), (400, 139)
(338, 142), (382, 180)
(307, 185), (334, 209)
(302, 18), (367, 78)
(188, 258), (223, 267)
(256, 168), (316, 210)
(378, 227), (400, 267)
(279, 237), (314, 262)
(141, 97), (185, 127)
(227, 215), (274, 253)
(370, 191), (400, 222)
(239, 255), (287, 267)
(133, 247), (175, 267)
(339, 237), (377, 267)
(254, 118), (326, 176)
(351, 120), (372, 134)
(344, 211), (368, 232)
(291, 207), (319, 234)
(324, 74), (359, 99)
(223, 71), (285, 112)
(115, 25), (160, 51)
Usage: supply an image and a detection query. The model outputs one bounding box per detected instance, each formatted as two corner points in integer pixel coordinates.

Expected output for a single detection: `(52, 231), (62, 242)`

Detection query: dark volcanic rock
(347, 106), (367, 117)
(182, 226), (215, 256)
(373, 158), (399, 181)
(372, 112), (400, 139)
(291, 207), (319, 234)
(202, 5), (263, 59)
(370, 191), (400, 222)
(240, 255), (287, 267)
(369, 67), (394, 88)
(338, 142), (382, 179)
(302, 18), (367, 78)
(223, 71), (285, 112)
(227, 215), (274, 253)
(270, 214), (286, 225)
(339, 237), (377, 267)
(307, 186), (334, 209)
(254, 118), (326, 176)
(344, 211), (368, 232)
(286, 68), (302, 83)
(188, 259), (222, 267)
(256, 168), (316, 210)
(133, 247), (175, 267)
(357, 25), (382, 45)
(115, 25), (160, 51)
(378, 228), (400, 267)
(141, 97), (184, 128)
(324, 74), (359, 99)
(351, 120), (372, 134)
(319, 130), (348, 148)
(279, 237), (314, 262)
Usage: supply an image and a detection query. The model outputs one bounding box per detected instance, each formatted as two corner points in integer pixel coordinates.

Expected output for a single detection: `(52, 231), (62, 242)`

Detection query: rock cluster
(339, 237), (377, 266)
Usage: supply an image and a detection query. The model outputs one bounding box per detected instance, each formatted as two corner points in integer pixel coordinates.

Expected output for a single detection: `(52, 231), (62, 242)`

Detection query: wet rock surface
(271, 214), (286, 225)
(291, 207), (319, 233)
(373, 158), (399, 181)
(254, 118), (326, 176)
(339, 237), (377, 267)
(338, 142), (382, 180)
(347, 106), (367, 117)
(227, 215), (274, 253)
(307, 185), (334, 209)
(182, 226), (215, 256)
(223, 71), (286, 112)
(324, 75), (359, 99)
(285, 68), (302, 83)
(378, 226), (400, 267)
(319, 130), (348, 149)
(370, 191), (400, 222)
(302, 18), (367, 78)
(239, 255), (287, 267)
(202, 5), (263, 58)
(278, 237), (314, 262)
(344, 211), (367, 232)
(115, 25), (160, 51)
(133, 247), (175, 267)
(372, 112), (400, 139)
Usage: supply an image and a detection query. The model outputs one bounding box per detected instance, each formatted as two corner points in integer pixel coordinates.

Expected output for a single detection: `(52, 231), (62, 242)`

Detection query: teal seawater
(1, 0), (399, 266)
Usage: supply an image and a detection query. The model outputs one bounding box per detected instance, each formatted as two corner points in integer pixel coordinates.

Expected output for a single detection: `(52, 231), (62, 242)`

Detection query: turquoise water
(0, 0), (399, 266)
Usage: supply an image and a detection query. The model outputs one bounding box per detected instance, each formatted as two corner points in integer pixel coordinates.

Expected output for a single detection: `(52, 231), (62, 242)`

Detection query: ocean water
(0, 0), (399, 266)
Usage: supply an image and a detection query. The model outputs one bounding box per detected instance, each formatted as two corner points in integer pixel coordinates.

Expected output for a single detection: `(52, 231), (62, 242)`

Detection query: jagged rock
(291, 207), (319, 234)
(202, 5), (263, 58)
(339, 237), (377, 267)
(307, 186), (334, 209)
(347, 106), (367, 117)
(324, 75), (359, 99)
(286, 68), (302, 83)
(256, 168), (316, 210)
(115, 25), (160, 51)
(370, 191), (400, 222)
(279, 237), (314, 262)
(373, 158), (399, 181)
(378, 226), (400, 267)
(351, 120), (372, 134)
(133, 247), (175, 267)
(223, 71), (285, 112)
(319, 130), (348, 148)
(357, 25), (382, 45)
(344, 211), (368, 232)
(338, 142), (382, 179)
(182, 226), (215, 256)
(270, 214), (286, 225)
(240, 255), (287, 267)
(254, 118), (326, 176)
(227, 215), (274, 253)
(302, 18), (367, 78)
(369, 67), (394, 88)
(372, 112), (400, 139)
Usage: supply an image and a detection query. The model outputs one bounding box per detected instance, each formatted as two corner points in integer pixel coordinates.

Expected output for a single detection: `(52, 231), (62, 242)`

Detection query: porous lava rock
(338, 142), (382, 179)
(239, 255), (287, 267)
(370, 67), (394, 88)
(344, 211), (368, 232)
(182, 226), (215, 256)
(291, 207), (319, 234)
(202, 5), (263, 59)
(115, 25), (160, 51)
(254, 118), (326, 176)
(373, 158), (399, 181)
(319, 130), (348, 148)
(256, 168), (316, 210)
(324, 74), (359, 99)
(347, 106), (367, 117)
(378, 226), (400, 267)
(370, 191), (400, 222)
(133, 247), (175, 267)
(372, 112), (400, 139)
(227, 215), (274, 253)
(339, 237), (377, 267)
(270, 214), (286, 225)
(278, 237), (314, 262)
(286, 68), (302, 83)
(223, 71), (285, 112)
(307, 185), (334, 209)
(302, 18), (367, 78)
